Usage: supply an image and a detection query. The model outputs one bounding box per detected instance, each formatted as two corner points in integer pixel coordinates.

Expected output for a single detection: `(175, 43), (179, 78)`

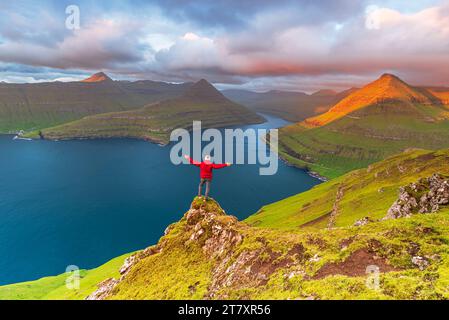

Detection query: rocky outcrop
(385, 174), (449, 219)
(87, 197), (312, 300)
(86, 278), (119, 300)
(353, 217), (373, 226)
(87, 198), (244, 300)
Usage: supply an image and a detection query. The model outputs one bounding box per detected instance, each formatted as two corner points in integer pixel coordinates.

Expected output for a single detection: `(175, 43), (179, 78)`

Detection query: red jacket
(187, 156), (228, 179)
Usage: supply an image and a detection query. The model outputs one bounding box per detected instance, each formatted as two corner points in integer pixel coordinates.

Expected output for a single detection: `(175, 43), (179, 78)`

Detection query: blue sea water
(0, 114), (320, 285)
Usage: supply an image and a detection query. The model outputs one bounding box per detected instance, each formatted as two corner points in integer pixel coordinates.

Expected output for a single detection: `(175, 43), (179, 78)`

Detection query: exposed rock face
(411, 256), (429, 270)
(385, 174), (449, 219)
(86, 243), (162, 300)
(184, 201), (309, 299)
(86, 278), (118, 300)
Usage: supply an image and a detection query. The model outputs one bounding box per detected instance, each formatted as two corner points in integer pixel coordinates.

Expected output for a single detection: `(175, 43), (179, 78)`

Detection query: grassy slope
(95, 198), (449, 299)
(0, 253), (131, 300)
(36, 81), (264, 144)
(246, 149), (449, 229)
(279, 103), (449, 179)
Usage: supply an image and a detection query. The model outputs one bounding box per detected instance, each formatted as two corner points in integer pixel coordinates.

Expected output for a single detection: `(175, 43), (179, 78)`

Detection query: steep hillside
(246, 148), (449, 229)
(278, 74), (449, 178)
(0, 73), (191, 133)
(36, 79), (265, 144)
(2, 149), (449, 300)
(222, 88), (355, 122)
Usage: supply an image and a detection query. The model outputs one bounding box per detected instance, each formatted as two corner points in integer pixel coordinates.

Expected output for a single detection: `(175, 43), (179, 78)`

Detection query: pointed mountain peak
(303, 73), (432, 127)
(380, 73), (400, 79)
(377, 73), (405, 83)
(81, 72), (113, 83)
(183, 79), (226, 101)
(191, 78), (216, 90)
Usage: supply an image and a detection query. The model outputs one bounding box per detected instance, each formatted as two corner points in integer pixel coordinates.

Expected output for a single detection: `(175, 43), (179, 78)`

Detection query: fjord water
(0, 114), (320, 285)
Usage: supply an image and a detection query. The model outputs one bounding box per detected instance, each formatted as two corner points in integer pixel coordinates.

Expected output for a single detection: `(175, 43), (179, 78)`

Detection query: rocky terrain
(385, 174), (449, 219)
(86, 189), (449, 300)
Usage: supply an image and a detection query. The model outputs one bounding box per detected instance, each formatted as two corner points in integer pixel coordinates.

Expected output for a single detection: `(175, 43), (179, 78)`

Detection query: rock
(86, 278), (119, 300)
(385, 174), (449, 219)
(354, 217), (372, 226)
(411, 256), (429, 270)
(164, 224), (175, 235)
(119, 254), (137, 275)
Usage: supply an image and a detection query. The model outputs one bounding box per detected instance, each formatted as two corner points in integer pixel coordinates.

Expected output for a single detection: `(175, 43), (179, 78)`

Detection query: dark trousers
(198, 178), (211, 197)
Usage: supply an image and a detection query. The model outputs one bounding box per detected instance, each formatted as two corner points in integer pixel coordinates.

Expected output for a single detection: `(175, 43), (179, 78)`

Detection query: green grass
(246, 148), (449, 229)
(106, 194), (449, 300)
(0, 253), (132, 300)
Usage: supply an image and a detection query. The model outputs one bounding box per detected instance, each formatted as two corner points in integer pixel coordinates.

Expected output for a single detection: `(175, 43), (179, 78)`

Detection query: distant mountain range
(222, 87), (357, 122)
(0, 72), (192, 133)
(36, 78), (264, 144)
(278, 73), (449, 178)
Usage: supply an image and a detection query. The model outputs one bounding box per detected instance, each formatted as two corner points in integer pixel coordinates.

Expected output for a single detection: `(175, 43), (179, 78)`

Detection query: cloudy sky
(0, 0), (448, 92)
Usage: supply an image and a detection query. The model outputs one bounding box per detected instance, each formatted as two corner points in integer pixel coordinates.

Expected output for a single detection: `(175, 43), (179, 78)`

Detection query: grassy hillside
(36, 79), (265, 144)
(104, 197), (449, 300)
(222, 88), (356, 122)
(278, 74), (449, 178)
(2, 149), (449, 300)
(246, 148), (449, 229)
(0, 253), (131, 300)
(0, 73), (191, 133)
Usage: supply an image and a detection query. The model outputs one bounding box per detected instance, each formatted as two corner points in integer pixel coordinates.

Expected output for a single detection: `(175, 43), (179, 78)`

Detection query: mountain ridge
(304, 73), (442, 127)
(0, 74), (192, 133)
(35, 79), (265, 143)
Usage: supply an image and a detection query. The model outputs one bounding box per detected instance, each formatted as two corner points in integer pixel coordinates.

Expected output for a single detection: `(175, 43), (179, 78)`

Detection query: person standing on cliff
(184, 154), (231, 199)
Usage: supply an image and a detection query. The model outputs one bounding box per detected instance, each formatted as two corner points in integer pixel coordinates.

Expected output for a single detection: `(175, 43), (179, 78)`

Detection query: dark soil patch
(312, 248), (400, 279)
(287, 243), (308, 262)
(249, 248), (293, 284)
(306, 235), (328, 250)
(339, 236), (357, 249)
(415, 225), (435, 235)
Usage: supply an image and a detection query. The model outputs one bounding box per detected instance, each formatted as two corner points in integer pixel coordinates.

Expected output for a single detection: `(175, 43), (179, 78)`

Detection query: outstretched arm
(212, 162), (232, 169)
(184, 155), (201, 167)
